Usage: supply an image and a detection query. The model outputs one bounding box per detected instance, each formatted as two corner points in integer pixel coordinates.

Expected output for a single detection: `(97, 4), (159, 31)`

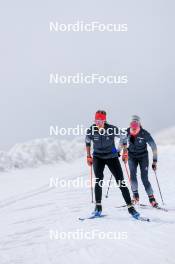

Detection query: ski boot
(128, 204), (140, 218)
(149, 195), (158, 207)
(92, 203), (102, 217)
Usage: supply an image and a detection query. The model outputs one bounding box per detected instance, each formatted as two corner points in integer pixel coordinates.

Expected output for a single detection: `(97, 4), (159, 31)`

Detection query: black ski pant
(93, 156), (132, 205)
(128, 155), (153, 196)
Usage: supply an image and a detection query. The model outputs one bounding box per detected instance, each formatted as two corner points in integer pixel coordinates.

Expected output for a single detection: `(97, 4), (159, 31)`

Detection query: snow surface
(0, 138), (175, 264)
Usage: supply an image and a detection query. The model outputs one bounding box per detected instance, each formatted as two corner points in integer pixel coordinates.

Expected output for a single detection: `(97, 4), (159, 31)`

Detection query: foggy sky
(0, 0), (174, 150)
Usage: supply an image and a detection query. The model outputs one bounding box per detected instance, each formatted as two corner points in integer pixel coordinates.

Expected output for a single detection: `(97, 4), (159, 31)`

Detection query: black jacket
(126, 127), (157, 161)
(85, 123), (122, 159)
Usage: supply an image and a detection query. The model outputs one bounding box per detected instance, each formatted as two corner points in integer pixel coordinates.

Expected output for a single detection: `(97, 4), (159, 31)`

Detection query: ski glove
(87, 156), (93, 166)
(122, 151), (128, 163)
(152, 161), (157, 171)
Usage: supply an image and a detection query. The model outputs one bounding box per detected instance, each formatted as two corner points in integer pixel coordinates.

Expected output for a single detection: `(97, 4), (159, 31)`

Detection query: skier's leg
(139, 156), (158, 206)
(106, 158), (132, 205)
(107, 158), (139, 217)
(139, 156), (153, 196)
(128, 157), (139, 198)
(93, 157), (105, 210)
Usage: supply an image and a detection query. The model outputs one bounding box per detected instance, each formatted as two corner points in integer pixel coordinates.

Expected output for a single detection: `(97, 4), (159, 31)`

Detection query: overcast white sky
(0, 0), (174, 150)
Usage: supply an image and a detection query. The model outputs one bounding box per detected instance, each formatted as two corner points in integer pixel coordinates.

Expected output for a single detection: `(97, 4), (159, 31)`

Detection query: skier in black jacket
(85, 110), (139, 218)
(122, 115), (158, 207)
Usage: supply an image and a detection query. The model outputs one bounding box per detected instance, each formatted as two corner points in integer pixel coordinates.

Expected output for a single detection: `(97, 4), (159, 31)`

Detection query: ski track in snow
(0, 147), (175, 264)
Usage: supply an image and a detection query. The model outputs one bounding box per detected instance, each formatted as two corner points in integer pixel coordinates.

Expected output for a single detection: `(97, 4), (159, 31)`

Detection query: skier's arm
(118, 128), (128, 151)
(146, 132), (158, 162)
(118, 132), (128, 163)
(85, 128), (93, 166)
(85, 137), (91, 157)
(113, 126), (127, 149)
(85, 128), (92, 154)
(86, 145), (91, 157)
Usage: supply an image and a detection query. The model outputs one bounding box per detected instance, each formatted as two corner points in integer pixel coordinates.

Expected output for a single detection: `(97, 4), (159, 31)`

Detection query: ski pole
(154, 170), (165, 205)
(105, 174), (113, 198)
(124, 162), (131, 183)
(90, 165), (94, 203)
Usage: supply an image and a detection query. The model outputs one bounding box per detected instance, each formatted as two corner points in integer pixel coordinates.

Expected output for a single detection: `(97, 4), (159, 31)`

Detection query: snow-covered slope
(0, 144), (175, 264)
